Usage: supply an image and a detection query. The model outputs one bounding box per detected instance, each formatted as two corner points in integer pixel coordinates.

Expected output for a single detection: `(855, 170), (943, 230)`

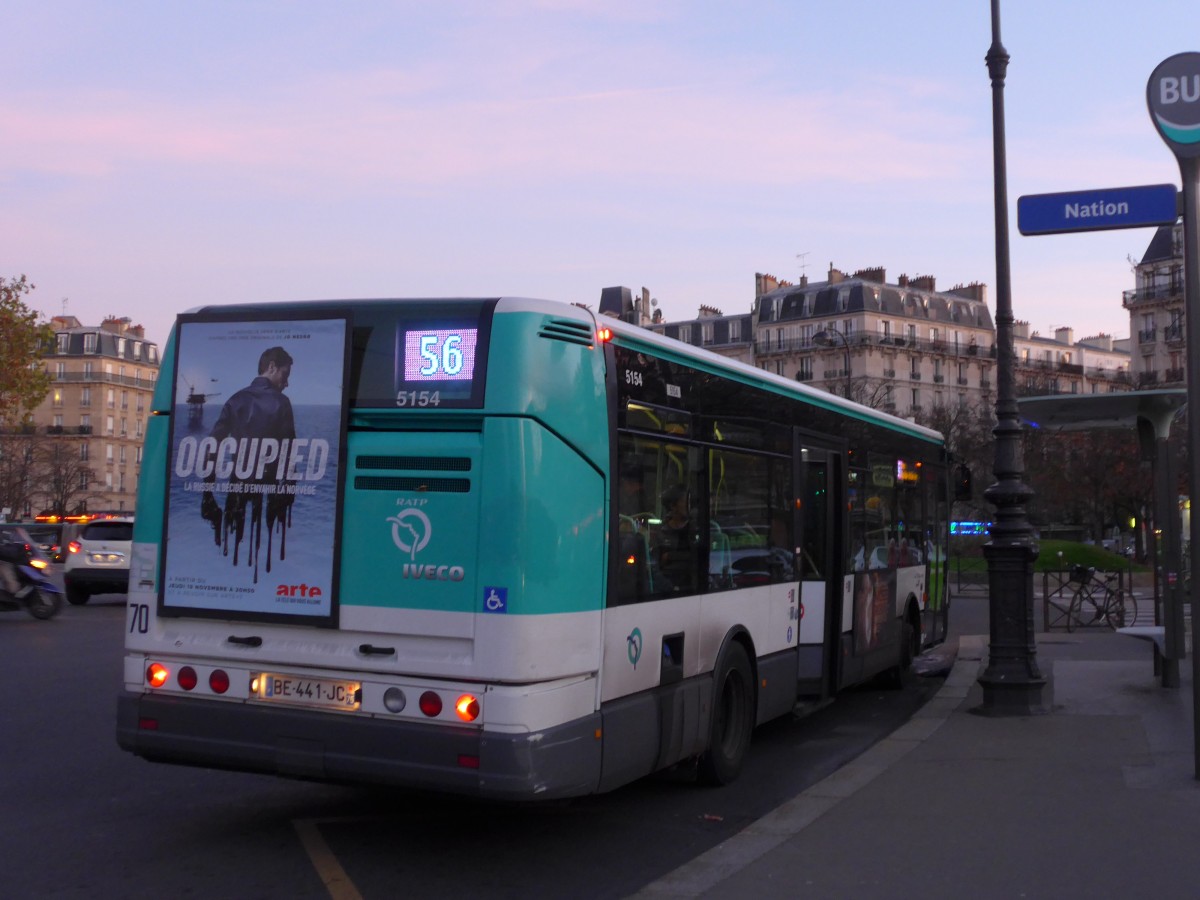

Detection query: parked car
(63, 517), (134, 605)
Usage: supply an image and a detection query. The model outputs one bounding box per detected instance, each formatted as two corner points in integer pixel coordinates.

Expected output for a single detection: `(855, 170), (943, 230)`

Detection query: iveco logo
(388, 509), (431, 560)
(387, 508), (467, 582)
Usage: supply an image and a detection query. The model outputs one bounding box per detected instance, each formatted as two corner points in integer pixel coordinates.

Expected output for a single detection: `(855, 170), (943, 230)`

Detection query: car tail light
(68, 540), (81, 554)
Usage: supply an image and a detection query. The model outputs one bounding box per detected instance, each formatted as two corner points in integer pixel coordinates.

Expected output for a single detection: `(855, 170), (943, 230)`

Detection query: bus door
(793, 438), (844, 699)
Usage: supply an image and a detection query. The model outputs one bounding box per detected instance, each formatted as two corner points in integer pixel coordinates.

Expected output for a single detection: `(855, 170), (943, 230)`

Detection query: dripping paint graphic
(161, 314), (348, 622)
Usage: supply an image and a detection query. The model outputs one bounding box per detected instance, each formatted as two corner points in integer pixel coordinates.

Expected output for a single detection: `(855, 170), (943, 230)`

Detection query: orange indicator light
(455, 694), (481, 722)
(147, 663), (170, 688)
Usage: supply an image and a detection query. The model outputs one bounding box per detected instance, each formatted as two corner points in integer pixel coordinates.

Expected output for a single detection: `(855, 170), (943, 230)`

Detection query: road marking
(293, 818), (363, 900)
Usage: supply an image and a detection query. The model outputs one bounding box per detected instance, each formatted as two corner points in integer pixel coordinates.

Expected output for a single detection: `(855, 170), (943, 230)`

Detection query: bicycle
(1065, 565), (1138, 632)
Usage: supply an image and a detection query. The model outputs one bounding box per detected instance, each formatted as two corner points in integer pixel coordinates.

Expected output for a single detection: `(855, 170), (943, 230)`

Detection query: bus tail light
(418, 691), (443, 717)
(455, 694), (480, 722)
(177, 666), (198, 691)
(209, 670), (230, 694)
(147, 663), (169, 688)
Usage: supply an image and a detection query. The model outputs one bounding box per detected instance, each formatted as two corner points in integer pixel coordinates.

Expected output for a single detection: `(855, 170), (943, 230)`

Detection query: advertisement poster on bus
(160, 313), (350, 625)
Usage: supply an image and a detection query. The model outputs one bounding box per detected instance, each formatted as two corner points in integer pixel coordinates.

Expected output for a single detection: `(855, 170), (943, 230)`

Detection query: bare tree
(29, 436), (99, 516)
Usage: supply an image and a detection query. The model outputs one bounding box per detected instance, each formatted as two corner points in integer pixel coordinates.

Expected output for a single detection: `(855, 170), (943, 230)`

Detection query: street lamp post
(813, 329), (851, 398)
(976, 0), (1047, 716)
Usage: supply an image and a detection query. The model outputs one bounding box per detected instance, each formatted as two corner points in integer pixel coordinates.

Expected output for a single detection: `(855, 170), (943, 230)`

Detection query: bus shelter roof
(1018, 389), (1186, 441)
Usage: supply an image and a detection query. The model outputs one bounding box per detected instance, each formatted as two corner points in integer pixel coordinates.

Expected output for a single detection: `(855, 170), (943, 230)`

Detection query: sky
(3, 1), (1198, 350)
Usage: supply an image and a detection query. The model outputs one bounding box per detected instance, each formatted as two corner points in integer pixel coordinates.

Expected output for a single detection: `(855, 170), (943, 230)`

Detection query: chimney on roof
(947, 282), (987, 304)
(908, 275), (936, 291)
(828, 263), (846, 284)
(1013, 320), (1031, 339)
(1054, 326), (1074, 345)
(852, 266), (886, 283)
(698, 305), (723, 318)
(755, 272), (782, 298)
(898, 274), (909, 287)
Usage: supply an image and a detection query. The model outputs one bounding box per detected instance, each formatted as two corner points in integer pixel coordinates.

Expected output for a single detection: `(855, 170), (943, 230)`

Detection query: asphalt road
(1, 587), (947, 899)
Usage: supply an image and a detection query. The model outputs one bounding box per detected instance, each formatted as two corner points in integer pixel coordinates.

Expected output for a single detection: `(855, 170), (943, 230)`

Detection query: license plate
(254, 672), (361, 710)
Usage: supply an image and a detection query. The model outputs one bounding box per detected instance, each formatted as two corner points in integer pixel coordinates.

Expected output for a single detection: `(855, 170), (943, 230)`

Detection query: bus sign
(1017, 184), (1178, 235)
(1148, 52), (1200, 158)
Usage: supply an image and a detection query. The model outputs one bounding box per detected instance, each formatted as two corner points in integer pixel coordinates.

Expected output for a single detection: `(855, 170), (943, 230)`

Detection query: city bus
(117, 297), (954, 800)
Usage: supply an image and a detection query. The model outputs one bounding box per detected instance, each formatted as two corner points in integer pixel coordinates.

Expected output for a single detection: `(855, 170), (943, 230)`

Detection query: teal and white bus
(118, 297), (953, 800)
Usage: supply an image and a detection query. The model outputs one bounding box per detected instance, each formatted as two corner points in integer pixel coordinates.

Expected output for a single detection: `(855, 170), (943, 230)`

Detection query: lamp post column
(976, 0), (1047, 716)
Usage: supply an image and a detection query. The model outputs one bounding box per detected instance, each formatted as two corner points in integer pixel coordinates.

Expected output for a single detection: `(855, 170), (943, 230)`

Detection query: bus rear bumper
(117, 691), (603, 801)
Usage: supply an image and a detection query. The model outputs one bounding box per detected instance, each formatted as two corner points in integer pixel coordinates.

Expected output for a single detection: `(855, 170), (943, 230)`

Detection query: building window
(56, 333), (69, 353)
(53, 414), (63, 428)
(55, 362), (65, 379)
(80, 387), (91, 407)
(106, 416), (115, 435)
(84, 333), (98, 353)
(78, 472), (89, 490)
(679, 325), (692, 344)
(52, 389), (63, 407)
(80, 443), (89, 461)
(701, 322), (714, 345)
(83, 361), (93, 378)
(107, 388), (115, 409)
(729, 319), (741, 341)
(132, 342), (142, 360)
(797, 357), (813, 380)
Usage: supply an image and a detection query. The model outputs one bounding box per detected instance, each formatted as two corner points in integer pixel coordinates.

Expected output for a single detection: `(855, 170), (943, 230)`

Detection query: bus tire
(699, 641), (755, 786)
(882, 605), (919, 689)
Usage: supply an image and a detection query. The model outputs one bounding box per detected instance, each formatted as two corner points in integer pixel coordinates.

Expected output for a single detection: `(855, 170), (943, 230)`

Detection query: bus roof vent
(539, 319), (595, 347)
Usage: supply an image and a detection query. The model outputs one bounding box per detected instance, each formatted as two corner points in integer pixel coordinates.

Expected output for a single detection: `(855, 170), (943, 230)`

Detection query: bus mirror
(954, 464), (972, 502)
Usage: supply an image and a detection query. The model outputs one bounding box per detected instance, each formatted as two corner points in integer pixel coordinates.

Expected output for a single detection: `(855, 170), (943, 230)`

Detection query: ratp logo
(388, 509), (432, 561)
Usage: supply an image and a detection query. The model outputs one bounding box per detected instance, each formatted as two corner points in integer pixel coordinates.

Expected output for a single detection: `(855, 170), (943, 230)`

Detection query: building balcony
(1164, 324), (1185, 344)
(1123, 284), (1182, 308)
(1138, 328), (1157, 344)
(1165, 367), (1186, 383)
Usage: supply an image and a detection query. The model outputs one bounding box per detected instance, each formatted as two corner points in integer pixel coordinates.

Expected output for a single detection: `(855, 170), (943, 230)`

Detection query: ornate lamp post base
(975, 540), (1049, 716)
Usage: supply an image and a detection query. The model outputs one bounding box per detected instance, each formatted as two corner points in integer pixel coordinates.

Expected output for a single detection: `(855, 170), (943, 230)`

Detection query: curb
(629, 636), (988, 899)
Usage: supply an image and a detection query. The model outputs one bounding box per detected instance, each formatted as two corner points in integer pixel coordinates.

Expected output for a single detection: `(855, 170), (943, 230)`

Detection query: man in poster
(201, 346), (297, 554)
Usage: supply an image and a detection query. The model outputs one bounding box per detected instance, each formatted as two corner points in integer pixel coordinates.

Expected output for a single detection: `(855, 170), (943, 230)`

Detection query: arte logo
(386, 508), (466, 582)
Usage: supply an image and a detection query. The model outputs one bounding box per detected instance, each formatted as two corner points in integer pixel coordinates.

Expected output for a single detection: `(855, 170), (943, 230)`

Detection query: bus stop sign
(1016, 184), (1178, 235)
(1148, 52), (1200, 159)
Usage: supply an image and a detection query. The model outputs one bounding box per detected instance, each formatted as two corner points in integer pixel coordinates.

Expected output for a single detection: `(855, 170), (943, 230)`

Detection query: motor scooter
(0, 542), (62, 620)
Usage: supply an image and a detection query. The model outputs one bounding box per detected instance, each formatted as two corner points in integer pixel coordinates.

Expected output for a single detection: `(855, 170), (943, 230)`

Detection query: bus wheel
(699, 641), (755, 786)
(882, 608), (919, 689)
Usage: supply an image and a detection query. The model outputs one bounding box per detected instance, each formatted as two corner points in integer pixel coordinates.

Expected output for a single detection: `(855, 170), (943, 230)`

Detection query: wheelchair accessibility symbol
(483, 586), (507, 614)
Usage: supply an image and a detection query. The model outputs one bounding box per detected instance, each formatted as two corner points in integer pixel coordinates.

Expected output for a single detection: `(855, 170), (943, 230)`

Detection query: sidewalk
(633, 598), (1200, 899)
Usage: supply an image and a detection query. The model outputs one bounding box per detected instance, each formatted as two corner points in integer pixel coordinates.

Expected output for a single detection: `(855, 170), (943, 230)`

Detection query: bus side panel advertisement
(160, 313), (351, 626)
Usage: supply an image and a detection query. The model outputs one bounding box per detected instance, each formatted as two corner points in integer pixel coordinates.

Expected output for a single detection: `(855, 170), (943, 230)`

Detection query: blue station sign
(1017, 183), (1178, 236)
